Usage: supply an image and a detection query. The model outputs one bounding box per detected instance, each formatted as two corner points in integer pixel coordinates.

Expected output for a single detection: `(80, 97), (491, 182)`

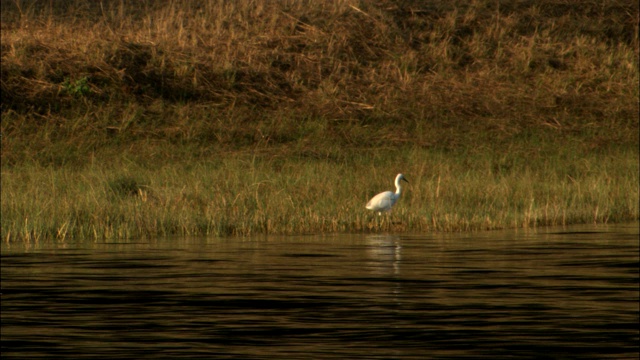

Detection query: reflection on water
(2, 224), (639, 359)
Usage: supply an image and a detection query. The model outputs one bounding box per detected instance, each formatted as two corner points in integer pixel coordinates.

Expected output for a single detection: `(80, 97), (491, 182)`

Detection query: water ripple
(2, 224), (638, 359)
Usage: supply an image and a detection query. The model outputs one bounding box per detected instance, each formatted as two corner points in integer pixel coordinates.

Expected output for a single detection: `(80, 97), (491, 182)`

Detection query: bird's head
(396, 173), (409, 184)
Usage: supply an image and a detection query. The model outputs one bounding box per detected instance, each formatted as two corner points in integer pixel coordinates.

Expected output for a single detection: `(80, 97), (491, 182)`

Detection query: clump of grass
(108, 176), (146, 198)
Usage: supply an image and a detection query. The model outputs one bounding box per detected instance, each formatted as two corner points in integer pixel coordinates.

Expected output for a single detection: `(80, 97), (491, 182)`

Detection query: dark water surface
(2, 224), (638, 359)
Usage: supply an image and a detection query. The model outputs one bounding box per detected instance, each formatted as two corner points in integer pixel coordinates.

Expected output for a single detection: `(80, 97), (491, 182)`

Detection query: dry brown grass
(1, 0), (638, 166)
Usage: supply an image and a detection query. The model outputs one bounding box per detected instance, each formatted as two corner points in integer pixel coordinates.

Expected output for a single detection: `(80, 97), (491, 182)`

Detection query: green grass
(2, 145), (637, 241)
(1, 0), (638, 241)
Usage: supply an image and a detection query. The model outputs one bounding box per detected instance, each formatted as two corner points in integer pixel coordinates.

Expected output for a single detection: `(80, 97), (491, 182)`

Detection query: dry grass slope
(1, 0), (638, 165)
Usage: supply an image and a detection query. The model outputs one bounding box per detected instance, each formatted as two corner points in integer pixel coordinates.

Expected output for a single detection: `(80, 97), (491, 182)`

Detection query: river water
(1, 223), (638, 359)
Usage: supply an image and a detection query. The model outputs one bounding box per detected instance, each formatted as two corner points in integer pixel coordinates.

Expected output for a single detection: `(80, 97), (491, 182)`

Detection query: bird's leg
(385, 212), (392, 231)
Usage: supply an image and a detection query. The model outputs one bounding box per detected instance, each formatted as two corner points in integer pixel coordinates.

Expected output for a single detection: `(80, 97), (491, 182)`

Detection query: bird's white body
(366, 173), (408, 214)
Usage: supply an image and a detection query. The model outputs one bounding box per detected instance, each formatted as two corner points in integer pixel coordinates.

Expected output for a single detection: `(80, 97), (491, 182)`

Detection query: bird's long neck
(395, 179), (403, 195)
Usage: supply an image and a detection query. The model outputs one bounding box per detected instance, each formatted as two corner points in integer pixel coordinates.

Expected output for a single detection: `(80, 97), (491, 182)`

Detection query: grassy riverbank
(2, 146), (638, 241)
(1, 0), (638, 241)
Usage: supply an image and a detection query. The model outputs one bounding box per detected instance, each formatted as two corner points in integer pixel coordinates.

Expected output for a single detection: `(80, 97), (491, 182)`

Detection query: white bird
(366, 173), (409, 214)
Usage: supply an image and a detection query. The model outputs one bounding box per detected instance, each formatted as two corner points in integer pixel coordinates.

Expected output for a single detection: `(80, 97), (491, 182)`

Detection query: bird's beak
(403, 178), (409, 183)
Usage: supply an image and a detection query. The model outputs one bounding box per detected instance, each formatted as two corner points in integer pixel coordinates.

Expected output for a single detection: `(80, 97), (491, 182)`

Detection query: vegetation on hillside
(2, 0), (637, 164)
(1, 0), (638, 240)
